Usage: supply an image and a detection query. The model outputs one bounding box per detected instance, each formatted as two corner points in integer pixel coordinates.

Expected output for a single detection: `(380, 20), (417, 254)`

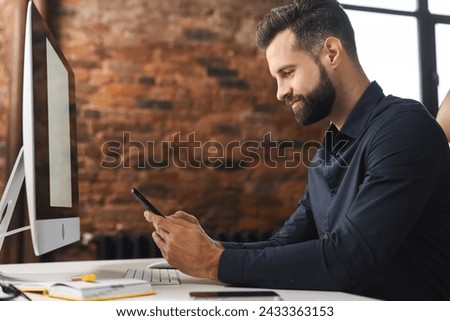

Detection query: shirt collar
(333, 81), (385, 139)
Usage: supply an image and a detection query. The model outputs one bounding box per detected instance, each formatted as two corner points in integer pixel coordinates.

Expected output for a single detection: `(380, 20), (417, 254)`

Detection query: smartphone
(131, 188), (165, 217)
(189, 291), (282, 301)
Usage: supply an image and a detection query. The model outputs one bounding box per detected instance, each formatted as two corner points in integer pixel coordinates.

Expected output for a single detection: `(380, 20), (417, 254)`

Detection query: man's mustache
(284, 95), (307, 106)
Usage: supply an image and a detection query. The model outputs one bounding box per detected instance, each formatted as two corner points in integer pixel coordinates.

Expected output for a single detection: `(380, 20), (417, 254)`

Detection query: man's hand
(144, 210), (224, 280)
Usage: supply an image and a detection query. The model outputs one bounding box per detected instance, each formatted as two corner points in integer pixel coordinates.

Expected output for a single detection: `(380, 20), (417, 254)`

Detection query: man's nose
(276, 81), (291, 102)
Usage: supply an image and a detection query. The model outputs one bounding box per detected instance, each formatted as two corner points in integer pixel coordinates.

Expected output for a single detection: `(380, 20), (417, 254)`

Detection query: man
(144, 0), (450, 300)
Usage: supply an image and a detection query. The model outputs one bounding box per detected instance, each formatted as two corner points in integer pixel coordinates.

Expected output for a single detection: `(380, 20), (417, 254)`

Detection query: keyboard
(125, 268), (180, 285)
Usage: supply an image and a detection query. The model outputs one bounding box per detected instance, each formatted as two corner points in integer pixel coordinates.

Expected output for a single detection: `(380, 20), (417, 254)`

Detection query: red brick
(0, 0), (321, 262)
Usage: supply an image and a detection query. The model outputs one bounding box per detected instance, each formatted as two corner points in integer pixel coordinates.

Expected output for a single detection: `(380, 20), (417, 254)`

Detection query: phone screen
(131, 188), (165, 217)
(189, 291), (281, 300)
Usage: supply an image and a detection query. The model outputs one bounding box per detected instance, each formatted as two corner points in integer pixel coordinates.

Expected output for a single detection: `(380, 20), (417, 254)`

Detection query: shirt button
(330, 189), (336, 197)
(324, 234), (329, 240)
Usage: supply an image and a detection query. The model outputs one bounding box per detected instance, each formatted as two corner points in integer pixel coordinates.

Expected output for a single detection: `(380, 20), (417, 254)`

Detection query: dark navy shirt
(218, 82), (450, 300)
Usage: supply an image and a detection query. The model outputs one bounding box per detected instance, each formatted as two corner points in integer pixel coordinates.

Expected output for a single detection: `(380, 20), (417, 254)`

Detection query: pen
(71, 273), (97, 282)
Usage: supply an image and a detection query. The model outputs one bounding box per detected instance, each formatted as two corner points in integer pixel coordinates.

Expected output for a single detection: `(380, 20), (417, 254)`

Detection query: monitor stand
(0, 147), (30, 250)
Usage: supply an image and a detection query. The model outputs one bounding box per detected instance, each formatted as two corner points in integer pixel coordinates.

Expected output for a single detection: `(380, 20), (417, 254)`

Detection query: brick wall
(0, 0), (327, 261)
(0, 1), (14, 188)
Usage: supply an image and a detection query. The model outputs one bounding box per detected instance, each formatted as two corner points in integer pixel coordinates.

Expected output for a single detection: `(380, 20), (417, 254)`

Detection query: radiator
(93, 230), (274, 260)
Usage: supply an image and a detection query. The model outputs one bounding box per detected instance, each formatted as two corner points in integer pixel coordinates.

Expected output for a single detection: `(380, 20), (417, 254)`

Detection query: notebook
(16, 278), (155, 301)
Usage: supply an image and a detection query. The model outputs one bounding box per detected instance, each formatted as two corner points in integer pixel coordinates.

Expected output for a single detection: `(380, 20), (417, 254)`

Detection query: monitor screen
(22, 0), (80, 255)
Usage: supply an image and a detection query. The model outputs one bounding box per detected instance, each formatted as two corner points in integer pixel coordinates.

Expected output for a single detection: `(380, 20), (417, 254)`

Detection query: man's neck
(329, 71), (371, 130)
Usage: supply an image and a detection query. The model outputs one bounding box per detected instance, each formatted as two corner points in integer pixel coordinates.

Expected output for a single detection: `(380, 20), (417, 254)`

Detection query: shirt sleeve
(217, 109), (446, 291)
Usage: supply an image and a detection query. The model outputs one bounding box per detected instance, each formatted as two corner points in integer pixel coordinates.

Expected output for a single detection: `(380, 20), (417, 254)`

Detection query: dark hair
(256, 0), (359, 62)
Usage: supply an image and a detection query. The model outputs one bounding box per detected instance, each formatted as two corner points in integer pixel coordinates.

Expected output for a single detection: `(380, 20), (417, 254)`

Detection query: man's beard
(288, 63), (336, 126)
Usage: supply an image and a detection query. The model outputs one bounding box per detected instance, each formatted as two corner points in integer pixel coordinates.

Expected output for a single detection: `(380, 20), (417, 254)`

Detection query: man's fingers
(171, 210), (197, 223)
(146, 211), (171, 229)
(152, 231), (167, 255)
(147, 210), (200, 232)
(152, 231), (162, 243)
(166, 216), (197, 229)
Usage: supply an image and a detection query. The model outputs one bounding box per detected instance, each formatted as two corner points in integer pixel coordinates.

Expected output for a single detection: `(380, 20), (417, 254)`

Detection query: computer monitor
(0, 0), (80, 256)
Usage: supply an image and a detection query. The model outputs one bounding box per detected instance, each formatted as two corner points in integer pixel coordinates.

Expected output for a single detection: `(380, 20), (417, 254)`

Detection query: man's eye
(284, 70), (294, 77)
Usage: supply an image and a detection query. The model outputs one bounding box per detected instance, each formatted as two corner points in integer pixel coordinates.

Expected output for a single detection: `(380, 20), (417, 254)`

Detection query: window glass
(428, 1), (450, 15)
(341, 0), (416, 12)
(436, 24), (450, 105)
(346, 10), (421, 102)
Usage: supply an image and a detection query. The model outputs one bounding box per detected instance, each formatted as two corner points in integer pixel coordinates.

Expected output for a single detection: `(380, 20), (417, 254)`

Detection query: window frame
(341, 0), (450, 116)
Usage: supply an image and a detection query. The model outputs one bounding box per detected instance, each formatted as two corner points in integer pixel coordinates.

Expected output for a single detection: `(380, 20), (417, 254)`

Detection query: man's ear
(321, 37), (343, 68)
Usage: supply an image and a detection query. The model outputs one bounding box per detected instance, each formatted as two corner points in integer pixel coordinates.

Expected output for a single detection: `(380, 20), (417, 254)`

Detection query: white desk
(0, 258), (373, 301)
